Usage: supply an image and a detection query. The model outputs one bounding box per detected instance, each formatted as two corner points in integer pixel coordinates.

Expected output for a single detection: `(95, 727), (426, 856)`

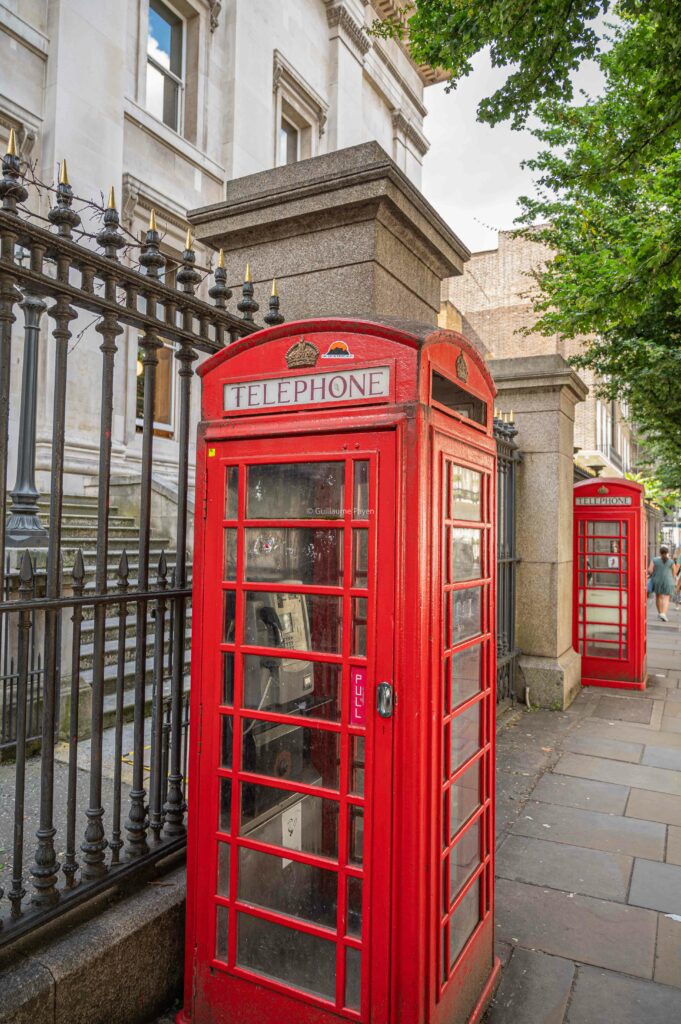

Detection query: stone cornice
(325, 3), (371, 56)
(371, 41), (427, 118)
(365, 0), (449, 85)
(391, 110), (429, 157)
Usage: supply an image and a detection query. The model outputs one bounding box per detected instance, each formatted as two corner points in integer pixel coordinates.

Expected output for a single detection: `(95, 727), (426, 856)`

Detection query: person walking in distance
(648, 545), (677, 621)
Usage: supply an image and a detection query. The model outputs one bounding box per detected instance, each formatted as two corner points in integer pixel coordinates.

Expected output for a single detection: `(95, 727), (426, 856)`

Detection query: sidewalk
(487, 605), (681, 1023)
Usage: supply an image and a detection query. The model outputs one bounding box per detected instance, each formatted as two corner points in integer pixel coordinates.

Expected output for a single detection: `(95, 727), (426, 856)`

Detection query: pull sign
(350, 668), (367, 726)
(376, 682), (394, 718)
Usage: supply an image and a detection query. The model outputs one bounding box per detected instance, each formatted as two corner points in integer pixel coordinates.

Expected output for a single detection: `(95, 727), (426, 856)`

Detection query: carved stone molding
(273, 50), (329, 140)
(325, 4), (371, 57)
(208, 0), (221, 32)
(391, 109), (429, 157)
(0, 115), (37, 161)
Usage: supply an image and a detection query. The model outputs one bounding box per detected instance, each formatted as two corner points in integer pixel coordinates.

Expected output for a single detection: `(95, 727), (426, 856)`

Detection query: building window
(146, 0), (184, 133)
(279, 114), (300, 165)
(137, 340), (176, 436)
(272, 50), (328, 168)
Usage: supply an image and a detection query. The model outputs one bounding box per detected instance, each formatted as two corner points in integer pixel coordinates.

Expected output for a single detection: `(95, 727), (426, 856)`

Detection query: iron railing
(494, 416), (520, 703)
(0, 138), (282, 944)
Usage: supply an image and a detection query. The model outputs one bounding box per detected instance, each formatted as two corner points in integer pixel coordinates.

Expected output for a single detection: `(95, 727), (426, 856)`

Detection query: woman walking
(648, 545), (677, 621)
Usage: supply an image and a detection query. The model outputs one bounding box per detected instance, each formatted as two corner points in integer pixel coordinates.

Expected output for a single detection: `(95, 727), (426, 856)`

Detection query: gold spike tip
(245, 262), (252, 283)
(106, 186), (116, 209)
(6, 127), (17, 157)
(185, 227), (193, 251)
(148, 208), (157, 233)
(217, 248), (225, 269)
(59, 159), (69, 186)
(271, 277), (278, 297)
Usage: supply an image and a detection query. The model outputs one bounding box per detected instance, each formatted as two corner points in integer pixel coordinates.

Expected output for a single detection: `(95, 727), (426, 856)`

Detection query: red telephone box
(573, 478), (647, 689)
(179, 318), (500, 1024)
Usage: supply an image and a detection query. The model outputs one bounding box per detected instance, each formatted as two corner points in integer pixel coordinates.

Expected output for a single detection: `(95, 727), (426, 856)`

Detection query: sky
(422, 50), (606, 254)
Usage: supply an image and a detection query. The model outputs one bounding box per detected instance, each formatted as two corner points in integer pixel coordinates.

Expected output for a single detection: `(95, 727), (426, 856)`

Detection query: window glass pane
(452, 529), (482, 581)
(450, 701), (481, 773)
(350, 736), (365, 795)
(451, 588), (482, 645)
(449, 761), (481, 840)
(244, 592), (342, 654)
(346, 876), (362, 937)
(352, 529), (369, 587)
(223, 653), (235, 705)
(224, 591), (236, 643)
(219, 779), (232, 833)
(221, 716), (233, 768)
(243, 655), (341, 720)
(592, 520), (620, 536)
(145, 61), (165, 123)
(217, 842), (230, 897)
(247, 463), (344, 519)
(241, 718), (340, 789)
(449, 877), (481, 969)
(345, 947), (362, 1010)
(450, 644), (482, 710)
(244, 528), (343, 586)
(225, 466), (239, 519)
(237, 913), (336, 1001)
(215, 906), (229, 961)
(353, 461), (369, 520)
(224, 529), (237, 580)
(449, 820), (480, 904)
(136, 342), (174, 427)
(280, 117), (299, 165)
(240, 788), (339, 859)
(238, 846), (337, 928)
(352, 597), (367, 657)
(148, 0), (182, 73)
(349, 806), (364, 865)
(452, 466), (481, 521)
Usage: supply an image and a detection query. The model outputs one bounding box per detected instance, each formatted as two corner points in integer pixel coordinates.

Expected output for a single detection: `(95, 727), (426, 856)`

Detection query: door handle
(376, 682), (394, 718)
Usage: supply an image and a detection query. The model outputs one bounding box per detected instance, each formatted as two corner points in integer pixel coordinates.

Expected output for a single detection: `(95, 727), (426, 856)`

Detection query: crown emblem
(597, 485), (609, 495)
(285, 338), (319, 369)
(456, 351), (468, 382)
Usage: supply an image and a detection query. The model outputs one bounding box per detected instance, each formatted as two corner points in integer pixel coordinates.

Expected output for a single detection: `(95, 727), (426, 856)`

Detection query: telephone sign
(180, 318), (500, 1024)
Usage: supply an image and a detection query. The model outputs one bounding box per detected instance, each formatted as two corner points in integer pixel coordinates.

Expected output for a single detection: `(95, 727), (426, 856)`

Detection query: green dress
(651, 556), (675, 596)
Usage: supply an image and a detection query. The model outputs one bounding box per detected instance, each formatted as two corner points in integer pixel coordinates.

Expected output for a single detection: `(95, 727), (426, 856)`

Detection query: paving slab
(642, 744), (681, 771)
(663, 700), (681, 719)
(655, 913), (681, 989)
(593, 696), (654, 724)
(511, 800), (665, 860)
(554, 752), (681, 796)
(562, 732), (643, 763)
(529, 773), (629, 815)
(626, 788), (681, 826)
(628, 859), (681, 914)
(566, 964), (681, 1023)
(495, 878), (657, 979)
(485, 947), (574, 1024)
(496, 834), (632, 901)
(577, 718), (681, 749)
(660, 715), (681, 734)
(667, 825), (681, 865)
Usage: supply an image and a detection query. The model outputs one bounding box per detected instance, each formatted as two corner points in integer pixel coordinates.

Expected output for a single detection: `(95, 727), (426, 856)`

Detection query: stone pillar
(190, 141), (469, 324)
(489, 355), (589, 709)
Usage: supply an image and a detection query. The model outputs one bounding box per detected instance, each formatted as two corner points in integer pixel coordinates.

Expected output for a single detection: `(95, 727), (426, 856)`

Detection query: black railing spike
(263, 277), (285, 326)
(19, 548), (33, 587)
(0, 128), (28, 214)
(72, 548), (85, 587)
(208, 248), (231, 308)
(237, 263), (259, 322)
(157, 549), (168, 583)
(48, 160), (81, 239)
(96, 186), (125, 259)
(176, 228), (201, 295)
(117, 548), (129, 583)
(139, 208), (165, 279)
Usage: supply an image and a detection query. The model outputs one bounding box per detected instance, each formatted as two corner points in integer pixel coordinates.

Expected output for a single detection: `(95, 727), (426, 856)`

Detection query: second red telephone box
(180, 317), (500, 1024)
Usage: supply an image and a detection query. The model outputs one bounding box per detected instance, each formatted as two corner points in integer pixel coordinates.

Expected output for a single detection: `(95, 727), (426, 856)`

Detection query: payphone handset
(244, 587), (314, 709)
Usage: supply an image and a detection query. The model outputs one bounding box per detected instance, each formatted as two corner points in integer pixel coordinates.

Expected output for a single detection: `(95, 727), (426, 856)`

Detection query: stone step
(79, 606), (193, 643)
(78, 626), (192, 674)
(100, 665), (191, 733)
(52, 523), (141, 540)
(40, 514), (137, 529)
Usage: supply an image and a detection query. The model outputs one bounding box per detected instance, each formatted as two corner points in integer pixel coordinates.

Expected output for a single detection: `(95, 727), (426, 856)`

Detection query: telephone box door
(191, 430), (395, 1024)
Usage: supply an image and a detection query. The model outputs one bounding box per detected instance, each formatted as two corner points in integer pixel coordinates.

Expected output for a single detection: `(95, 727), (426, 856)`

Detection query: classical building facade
(442, 229), (637, 479)
(0, 0), (439, 495)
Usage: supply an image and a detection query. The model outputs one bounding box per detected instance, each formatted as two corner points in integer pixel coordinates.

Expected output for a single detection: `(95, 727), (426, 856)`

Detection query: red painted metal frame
(181, 319), (499, 1024)
(573, 478), (647, 690)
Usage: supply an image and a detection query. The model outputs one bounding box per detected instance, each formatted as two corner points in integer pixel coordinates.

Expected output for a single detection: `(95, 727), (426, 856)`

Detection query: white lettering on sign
(224, 366), (391, 412)
(576, 497), (633, 506)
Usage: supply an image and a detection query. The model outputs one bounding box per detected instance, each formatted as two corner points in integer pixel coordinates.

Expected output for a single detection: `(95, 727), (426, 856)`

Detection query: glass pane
(244, 528), (343, 586)
(219, 779), (232, 833)
(345, 946), (362, 1010)
(162, 72), (180, 130)
(243, 656), (341, 720)
(238, 846), (337, 927)
(353, 461), (369, 520)
(450, 644), (482, 711)
(449, 819), (480, 903)
(225, 466), (239, 519)
(224, 529), (237, 580)
(215, 905), (229, 961)
(247, 463), (344, 520)
(349, 806), (364, 865)
(452, 529), (482, 582)
(593, 521), (620, 536)
(224, 591), (236, 643)
(241, 718), (340, 789)
(451, 701), (481, 773)
(352, 598), (367, 657)
(352, 529), (369, 587)
(217, 842), (230, 897)
(146, 61), (165, 122)
(449, 761), (481, 840)
(449, 876), (481, 969)
(223, 653), (235, 705)
(221, 716), (233, 768)
(240, 788), (339, 859)
(452, 588), (482, 645)
(237, 913), (336, 1001)
(280, 116), (299, 165)
(586, 641), (621, 659)
(244, 592), (342, 654)
(350, 736), (365, 796)
(346, 876), (362, 937)
(149, 0), (182, 74)
(452, 466), (481, 522)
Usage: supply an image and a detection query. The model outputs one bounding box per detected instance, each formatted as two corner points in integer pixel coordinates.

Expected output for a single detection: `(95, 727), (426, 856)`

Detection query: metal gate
(494, 415), (520, 703)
